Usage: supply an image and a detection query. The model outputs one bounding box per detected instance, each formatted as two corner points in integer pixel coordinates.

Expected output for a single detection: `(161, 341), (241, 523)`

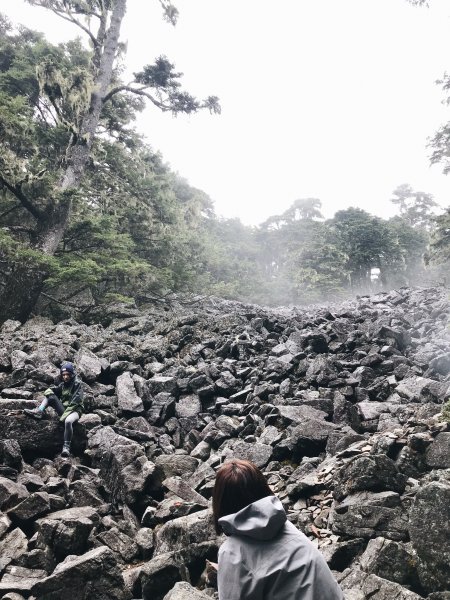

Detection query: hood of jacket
(218, 495), (287, 541)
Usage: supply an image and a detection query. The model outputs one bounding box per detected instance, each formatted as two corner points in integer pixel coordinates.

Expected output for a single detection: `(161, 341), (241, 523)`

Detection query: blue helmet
(60, 361), (75, 377)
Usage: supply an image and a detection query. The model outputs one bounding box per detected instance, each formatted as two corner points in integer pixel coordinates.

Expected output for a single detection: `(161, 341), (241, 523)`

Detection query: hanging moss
(36, 60), (94, 130)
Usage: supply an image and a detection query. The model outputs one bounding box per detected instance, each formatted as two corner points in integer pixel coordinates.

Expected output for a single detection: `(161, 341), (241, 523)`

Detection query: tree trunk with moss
(0, 0), (127, 323)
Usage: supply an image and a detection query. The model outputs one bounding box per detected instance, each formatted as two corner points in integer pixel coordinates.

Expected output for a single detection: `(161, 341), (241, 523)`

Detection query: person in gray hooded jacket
(213, 459), (344, 600)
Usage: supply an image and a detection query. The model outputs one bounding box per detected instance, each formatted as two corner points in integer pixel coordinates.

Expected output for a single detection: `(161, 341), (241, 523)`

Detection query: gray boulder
(96, 527), (139, 562)
(138, 553), (187, 600)
(7, 492), (51, 523)
(116, 372), (144, 414)
(334, 454), (407, 501)
(0, 528), (28, 571)
(0, 566), (47, 596)
(395, 376), (448, 403)
(221, 440), (273, 468)
(163, 476), (208, 508)
(359, 537), (419, 587)
(276, 404), (327, 425)
(74, 348), (108, 383)
(0, 411), (87, 456)
(88, 427), (157, 506)
(0, 592), (27, 600)
(290, 418), (339, 457)
(147, 376), (178, 396)
(175, 395), (202, 418)
(147, 392), (176, 425)
(154, 454), (199, 480)
(35, 506), (99, 560)
(429, 352), (450, 375)
(0, 478), (28, 512)
(163, 581), (212, 599)
(32, 546), (130, 600)
(0, 513), (11, 538)
(154, 509), (216, 556)
(425, 432), (450, 469)
(331, 491), (408, 541)
(340, 569), (423, 599)
(409, 481), (450, 592)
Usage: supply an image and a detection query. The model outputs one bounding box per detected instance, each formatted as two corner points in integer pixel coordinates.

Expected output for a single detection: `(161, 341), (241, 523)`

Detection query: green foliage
(282, 198), (324, 222)
(441, 398), (450, 423)
(103, 293), (135, 304)
(330, 208), (397, 288)
(0, 2), (221, 322)
(429, 208), (450, 265)
(198, 217), (264, 301)
(0, 228), (57, 271)
(48, 212), (152, 296)
(289, 236), (349, 303)
(0, 9), (446, 317)
(381, 216), (429, 286)
(391, 184), (439, 229)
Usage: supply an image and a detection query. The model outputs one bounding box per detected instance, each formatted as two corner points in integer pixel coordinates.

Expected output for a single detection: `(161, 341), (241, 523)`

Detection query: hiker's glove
(43, 388), (53, 396)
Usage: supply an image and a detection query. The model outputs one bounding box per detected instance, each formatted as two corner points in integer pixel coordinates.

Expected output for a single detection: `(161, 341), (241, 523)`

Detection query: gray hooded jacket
(218, 496), (344, 600)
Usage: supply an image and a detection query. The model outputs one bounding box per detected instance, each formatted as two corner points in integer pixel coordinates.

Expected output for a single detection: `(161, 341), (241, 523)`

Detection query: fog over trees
(0, 1), (449, 324)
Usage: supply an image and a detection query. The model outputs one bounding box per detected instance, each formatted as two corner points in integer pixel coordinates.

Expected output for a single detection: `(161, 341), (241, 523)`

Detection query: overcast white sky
(3, 0), (450, 224)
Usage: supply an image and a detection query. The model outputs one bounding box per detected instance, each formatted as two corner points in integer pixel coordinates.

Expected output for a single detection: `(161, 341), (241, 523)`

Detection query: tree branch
(58, 284), (91, 302)
(49, 2), (99, 48)
(40, 290), (94, 311)
(46, 93), (79, 136)
(0, 175), (44, 221)
(62, 0), (101, 19)
(2, 225), (35, 235)
(157, 0), (179, 25)
(0, 204), (20, 221)
(52, 9), (98, 46)
(103, 85), (170, 110)
(54, 243), (103, 254)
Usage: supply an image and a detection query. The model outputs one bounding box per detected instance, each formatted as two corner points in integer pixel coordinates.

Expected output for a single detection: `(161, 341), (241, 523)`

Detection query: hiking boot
(24, 408), (43, 420)
(61, 443), (71, 458)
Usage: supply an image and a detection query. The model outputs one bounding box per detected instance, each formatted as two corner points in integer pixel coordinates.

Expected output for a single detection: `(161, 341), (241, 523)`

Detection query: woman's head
(212, 459), (274, 533)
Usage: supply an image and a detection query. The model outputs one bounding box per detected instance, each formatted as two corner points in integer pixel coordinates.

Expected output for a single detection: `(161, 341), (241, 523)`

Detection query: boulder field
(0, 286), (449, 599)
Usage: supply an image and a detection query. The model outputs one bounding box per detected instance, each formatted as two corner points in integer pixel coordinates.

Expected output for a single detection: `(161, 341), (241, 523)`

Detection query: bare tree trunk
(0, 0), (127, 324)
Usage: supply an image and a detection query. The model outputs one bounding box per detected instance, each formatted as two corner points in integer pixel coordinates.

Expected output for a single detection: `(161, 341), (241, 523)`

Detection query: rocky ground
(0, 286), (449, 600)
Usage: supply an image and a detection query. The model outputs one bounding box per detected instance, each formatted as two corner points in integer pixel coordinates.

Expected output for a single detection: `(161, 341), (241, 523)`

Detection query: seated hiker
(24, 361), (84, 457)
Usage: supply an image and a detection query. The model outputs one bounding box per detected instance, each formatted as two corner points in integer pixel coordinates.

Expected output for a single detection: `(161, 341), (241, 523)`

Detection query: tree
(255, 199), (349, 305)
(257, 198), (324, 277)
(194, 217), (264, 301)
(0, 1), (219, 323)
(331, 207), (401, 289)
(429, 208), (450, 266)
(285, 221), (349, 304)
(384, 216), (429, 286)
(390, 184), (439, 229)
(281, 198), (324, 222)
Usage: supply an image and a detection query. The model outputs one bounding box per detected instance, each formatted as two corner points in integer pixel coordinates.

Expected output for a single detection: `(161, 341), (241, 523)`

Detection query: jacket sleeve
(52, 383), (63, 399)
(306, 552), (344, 600)
(218, 543), (263, 600)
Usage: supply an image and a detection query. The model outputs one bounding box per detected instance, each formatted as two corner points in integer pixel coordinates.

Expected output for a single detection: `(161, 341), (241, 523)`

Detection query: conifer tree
(0, 1), (219, 323)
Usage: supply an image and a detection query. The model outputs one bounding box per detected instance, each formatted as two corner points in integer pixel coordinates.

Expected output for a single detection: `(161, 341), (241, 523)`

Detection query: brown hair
(212, 459), (274, 534)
